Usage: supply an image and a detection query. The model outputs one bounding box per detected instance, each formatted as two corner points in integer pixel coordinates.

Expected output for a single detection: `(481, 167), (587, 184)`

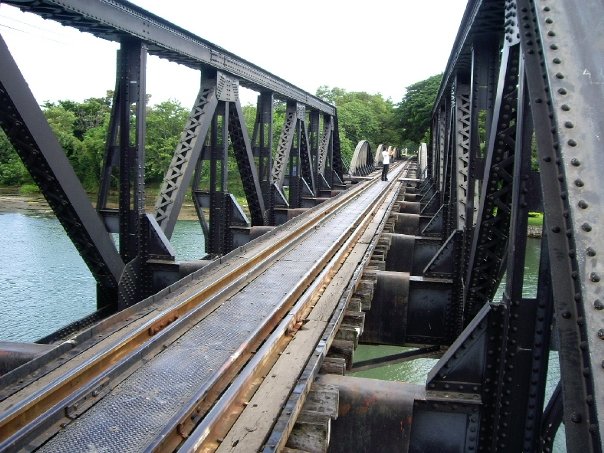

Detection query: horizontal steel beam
(5, 0), (335, 115)
(432, 0), (504, 112)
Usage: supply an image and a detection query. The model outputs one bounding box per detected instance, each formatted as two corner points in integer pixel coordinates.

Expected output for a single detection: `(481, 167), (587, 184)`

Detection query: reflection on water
(0, 213), (205, 342)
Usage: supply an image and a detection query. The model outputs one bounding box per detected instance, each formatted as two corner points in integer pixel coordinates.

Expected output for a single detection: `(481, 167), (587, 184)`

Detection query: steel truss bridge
(0, 0), (602, 451)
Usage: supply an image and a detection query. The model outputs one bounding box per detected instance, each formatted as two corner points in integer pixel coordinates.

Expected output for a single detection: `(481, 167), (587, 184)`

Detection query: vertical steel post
(253, 92), (274, 220)
(117, 38), (147, 264)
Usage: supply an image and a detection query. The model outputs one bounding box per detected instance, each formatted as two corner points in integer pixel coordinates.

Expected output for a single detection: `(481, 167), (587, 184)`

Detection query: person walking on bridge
(381, 148), (390, 181)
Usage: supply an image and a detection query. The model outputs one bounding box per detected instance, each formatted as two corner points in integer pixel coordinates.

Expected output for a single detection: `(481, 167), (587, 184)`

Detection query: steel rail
(3, 0), (335, 115)
(217, 161), (415, 453)
(0, 162), (399, 450)
(171, 160), (413, 452)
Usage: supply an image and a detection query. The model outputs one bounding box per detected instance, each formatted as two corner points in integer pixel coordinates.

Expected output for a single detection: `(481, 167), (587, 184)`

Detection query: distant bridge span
(1, 0), (603, 452)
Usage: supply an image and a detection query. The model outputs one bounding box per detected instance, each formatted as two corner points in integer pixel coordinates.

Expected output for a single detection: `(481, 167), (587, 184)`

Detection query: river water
(0, 212), (204, 342)
(0, 213), (565, 450)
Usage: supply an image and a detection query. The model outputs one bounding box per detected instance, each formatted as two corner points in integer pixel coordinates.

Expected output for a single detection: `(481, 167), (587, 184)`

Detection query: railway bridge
(1, 0), (603, 451)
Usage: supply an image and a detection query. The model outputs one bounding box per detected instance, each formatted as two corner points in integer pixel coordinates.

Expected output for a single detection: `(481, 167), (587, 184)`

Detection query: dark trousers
(381, 164), (389, 180)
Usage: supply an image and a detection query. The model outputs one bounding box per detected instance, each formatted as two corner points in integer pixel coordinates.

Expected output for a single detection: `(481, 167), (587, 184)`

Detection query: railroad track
(0, 160), (413, 452)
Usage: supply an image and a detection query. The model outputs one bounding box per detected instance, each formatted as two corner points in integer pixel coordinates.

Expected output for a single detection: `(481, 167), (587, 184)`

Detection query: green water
(0, 213), (204, 342)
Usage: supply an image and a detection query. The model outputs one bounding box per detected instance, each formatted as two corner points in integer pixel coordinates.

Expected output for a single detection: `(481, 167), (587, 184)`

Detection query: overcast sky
(0, 0), (468, 109)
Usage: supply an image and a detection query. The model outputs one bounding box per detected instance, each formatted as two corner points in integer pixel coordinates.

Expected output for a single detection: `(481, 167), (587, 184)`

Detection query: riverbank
(0, 191), (200, 221)
(527, 225), (543, 238)
(0, 191), (544, 237)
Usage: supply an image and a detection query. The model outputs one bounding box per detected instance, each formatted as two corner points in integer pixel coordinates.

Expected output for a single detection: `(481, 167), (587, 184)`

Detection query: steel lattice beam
(3, 0), (335, 116)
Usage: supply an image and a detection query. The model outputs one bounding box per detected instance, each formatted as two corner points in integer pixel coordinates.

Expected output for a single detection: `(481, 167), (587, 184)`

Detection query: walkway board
(38, 170), (403, 452)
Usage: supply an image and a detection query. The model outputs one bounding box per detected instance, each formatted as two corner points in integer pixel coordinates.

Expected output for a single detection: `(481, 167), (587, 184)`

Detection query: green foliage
(395, 73), (443, 146)
(0, 130), (30, 185)
(145, 100), (189, 183)
(19, 183), (40, 195)
(316, 86), (399, 164)
(0, 79), (435, 194)
(0, 96), (193, 191)
(528, 211), (543, 226)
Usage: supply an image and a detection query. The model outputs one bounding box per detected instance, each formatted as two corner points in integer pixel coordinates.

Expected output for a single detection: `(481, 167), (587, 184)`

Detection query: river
(0, 212), (204, 342)
(0, 212), (564, 450)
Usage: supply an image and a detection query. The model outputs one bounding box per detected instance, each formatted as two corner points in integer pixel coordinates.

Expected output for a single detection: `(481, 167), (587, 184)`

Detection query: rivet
(598, 329), (604, 339)
(543, 156), (552, 162)
(571, 413), (582, 423)
(545, 18), (553, 24)
(565, 121), (574, 128)
(575, 179), (584, 187)
(591, 273), (600, 282)
(582, 223), (592, 231)
(544, 6), (551, 11)
(578, 200), (589, 209)
(558, 87), (567, 94)
(548, 31), (556, 37)
(553, 58), (561, 64)
(551, 226), (561, 233)
(568, 139), (577, 147)
(587, 248), (597, 257)
(594, 299), (603, 310)
(561, 311), (571, 319)
(561, 104), (570, 111)
(550, 44), (558, 50)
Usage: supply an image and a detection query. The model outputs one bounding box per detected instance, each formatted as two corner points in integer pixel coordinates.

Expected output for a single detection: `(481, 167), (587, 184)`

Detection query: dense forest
(0, 73), (442, 194)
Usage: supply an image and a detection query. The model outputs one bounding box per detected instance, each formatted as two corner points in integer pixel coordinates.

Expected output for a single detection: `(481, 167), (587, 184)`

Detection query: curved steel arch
(348, 140), (374, 176)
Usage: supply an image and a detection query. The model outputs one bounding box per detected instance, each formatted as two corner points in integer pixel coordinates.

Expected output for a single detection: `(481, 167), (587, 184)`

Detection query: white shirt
(382, 150), (390, 165)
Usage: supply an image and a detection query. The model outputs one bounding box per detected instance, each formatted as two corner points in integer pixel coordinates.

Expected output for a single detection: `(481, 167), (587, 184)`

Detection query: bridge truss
(0, 0), (347, 314)
(408, 0), (604, 450)
(0, 0), (603, 452)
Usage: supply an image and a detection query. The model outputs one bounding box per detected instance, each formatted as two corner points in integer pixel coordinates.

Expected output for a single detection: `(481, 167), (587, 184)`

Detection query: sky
(0, 0), (468, 109)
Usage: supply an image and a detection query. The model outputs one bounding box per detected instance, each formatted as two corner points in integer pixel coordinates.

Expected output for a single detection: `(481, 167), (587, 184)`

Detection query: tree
(316, 87), (399, 164)
(395, 73), (442, 145)
(145, 100), (189, 183)
(0, 131), (29, 186)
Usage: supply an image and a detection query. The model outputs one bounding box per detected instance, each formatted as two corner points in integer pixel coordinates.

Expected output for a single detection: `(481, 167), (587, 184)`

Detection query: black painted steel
(464, 39), (520, 322)
(154, 80), (218, 239)
(518, 0), (604, 449)
(412, 0), (604, 451)
(0, 34), (124, 309)
(2, 0), (335, 116)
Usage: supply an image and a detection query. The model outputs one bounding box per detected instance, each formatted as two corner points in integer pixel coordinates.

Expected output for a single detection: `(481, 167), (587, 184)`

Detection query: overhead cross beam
(3, 0), (335, 116)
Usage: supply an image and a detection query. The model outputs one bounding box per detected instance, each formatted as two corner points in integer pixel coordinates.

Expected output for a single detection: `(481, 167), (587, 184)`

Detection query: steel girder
(518, 0), (604, 448)
(117, 39), (147, 264)
(154, 82), (219, 239)
(251, 92), (274, 221)
(271, 101), (315, 210)
(463, 39), (520, 322)
(418, 0), (604, 451)
(0, 34), (124, 310)
(317, 115), (335, 186)
(2, 0), (335, 116)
